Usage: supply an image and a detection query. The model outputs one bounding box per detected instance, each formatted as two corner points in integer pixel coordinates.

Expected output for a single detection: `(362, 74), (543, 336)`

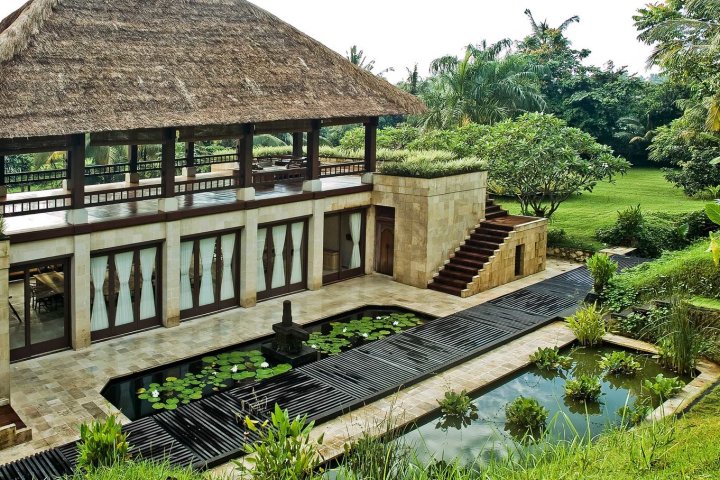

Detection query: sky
(0, 0), (657, 83)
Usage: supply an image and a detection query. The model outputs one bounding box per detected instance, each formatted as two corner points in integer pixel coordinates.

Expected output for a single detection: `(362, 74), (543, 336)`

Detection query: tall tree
(346, 45), (394, 78)
(519, 9), (581, 57)
(420, 40), (546, 128)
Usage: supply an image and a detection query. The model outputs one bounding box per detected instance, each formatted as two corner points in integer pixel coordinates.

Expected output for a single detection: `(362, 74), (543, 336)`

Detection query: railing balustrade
(252, 167), (306, 188)
(85, 184), (163, 207)
(5, 168), (68, 186)
(175, 175), (237, 195)
(319, 160), (365, 178)
(2, 194), (72, 217)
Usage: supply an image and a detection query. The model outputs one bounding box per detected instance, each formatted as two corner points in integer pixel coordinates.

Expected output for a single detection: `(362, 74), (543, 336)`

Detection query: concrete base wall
(0, 423), (31, 451)
(372, 172), (487, 288)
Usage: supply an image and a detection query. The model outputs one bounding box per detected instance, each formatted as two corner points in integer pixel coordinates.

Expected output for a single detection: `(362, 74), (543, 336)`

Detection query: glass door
(91, 243), (162, 341)
(180, 230), (240, 319)
(9, 257), (71, 361)
(323, 210), (366, 284)
(257, 219), (307, 300)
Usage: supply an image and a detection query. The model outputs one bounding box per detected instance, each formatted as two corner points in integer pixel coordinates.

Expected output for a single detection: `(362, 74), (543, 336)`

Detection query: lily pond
(399, 344), (692, 466)
(102, 306), (433, 420)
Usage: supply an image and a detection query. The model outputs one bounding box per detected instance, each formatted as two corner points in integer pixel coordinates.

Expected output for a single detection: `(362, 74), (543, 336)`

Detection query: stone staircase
(428, 198), (513, 297)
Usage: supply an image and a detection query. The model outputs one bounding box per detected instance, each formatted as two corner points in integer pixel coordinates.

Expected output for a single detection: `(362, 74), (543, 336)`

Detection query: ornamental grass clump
(529, 346), (573, 371)
(659, 301), (706, 375)
(598, 351), (642, 376)
(586, 253), (618, 296)
(564, 375), (603, 402)
(566, 303), (606, 346)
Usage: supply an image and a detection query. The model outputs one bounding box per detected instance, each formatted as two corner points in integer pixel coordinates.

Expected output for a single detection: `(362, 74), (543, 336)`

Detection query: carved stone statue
(271, 301), (309, 355)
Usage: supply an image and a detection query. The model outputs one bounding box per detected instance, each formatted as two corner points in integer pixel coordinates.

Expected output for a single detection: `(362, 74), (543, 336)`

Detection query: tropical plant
(346, 45), (393, 77)
(436, 389), (479, 431)
(520, 9), (580, 56)
(235, 404), (323, 480)
(420, 40), (546, 128)
(707, 202), (720, 266)
(479, 113), (630, 218)
(76, 415), (130, 472)
(566, 303), (607, 346)
(586, 253), (619, 295)
(564, 375), (603, 402)
(644, 374), (685, 400)
(529, 346), (573, 371)
(598, 351), (642, 376)
(658, 301), (706, 375)
(505, 396), (548, 433)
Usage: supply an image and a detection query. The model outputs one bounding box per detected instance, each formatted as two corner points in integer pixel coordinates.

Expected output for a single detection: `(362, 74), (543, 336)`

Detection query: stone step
(428, 282), (463, 296)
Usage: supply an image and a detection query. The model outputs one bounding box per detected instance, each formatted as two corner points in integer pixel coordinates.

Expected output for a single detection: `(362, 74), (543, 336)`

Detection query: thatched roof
(0, 0), (425, 140)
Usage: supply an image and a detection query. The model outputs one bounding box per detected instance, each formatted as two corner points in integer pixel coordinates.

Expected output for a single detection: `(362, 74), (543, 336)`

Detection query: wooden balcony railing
(319, 160), (365, 178)
(5, 168), (68, 186)
(175, 175), (237, 195)
(2, 194), (72, 217)
(252, 168), (306, 188)
(85, 184), (163, 207)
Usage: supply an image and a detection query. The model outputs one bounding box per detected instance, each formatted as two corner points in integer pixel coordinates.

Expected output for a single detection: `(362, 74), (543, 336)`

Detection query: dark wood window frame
(91, 241), (163, 342)
(180, 228), (242, 320)
(257, 216), (309, 301)
(322, 207), (368, 285)
(10, 255), (72, 362)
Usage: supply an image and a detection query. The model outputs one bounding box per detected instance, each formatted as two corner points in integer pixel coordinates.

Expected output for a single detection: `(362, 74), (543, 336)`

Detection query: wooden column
(238, 124), (254, 188)
(306, 120), (321, 180)
(126, 144), (139, 184)
(185, 142), (195, 168)
(69, 134), (86, 208)
(0, 155), (6, 197)
(161, 128), (176, 198)
(364, 117), (378, 173)
(292, 132), (304, 159)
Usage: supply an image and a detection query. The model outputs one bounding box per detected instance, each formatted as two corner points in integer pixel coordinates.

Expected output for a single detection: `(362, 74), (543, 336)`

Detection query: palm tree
(346, 45), (394, 78)
(420, 40), (546, 128)
(520, 9), (580, 55)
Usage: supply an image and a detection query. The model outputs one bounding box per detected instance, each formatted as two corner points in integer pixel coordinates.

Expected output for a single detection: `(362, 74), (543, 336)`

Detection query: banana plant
(705, 203), (720, 266)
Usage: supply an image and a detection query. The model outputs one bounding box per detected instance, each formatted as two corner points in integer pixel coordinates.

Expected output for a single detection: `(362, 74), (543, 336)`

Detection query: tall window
(323, 210), (366, 284)
(9, 257), (71, 361)
(180, 230), (240, 319)
(257, 219), (307, 300)
(91, 243), (162, 341)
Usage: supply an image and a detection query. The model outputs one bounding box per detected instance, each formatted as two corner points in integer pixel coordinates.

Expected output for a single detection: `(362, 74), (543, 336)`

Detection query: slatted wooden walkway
(0, 257), (645, 479)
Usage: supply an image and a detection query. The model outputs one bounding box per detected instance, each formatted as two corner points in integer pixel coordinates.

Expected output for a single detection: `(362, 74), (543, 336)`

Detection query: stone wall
(463, 218), (548, 297)
(372, 172), (487, 288)
(548, 246), (594, 264)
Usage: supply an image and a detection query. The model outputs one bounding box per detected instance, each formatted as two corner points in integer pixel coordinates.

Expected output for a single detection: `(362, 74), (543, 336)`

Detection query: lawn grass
(689, 296), (720, 311)
(499, 168), (707, 250)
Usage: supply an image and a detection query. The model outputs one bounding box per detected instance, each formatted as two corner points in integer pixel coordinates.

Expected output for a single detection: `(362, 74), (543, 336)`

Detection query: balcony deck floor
(4, 176), (364, 236)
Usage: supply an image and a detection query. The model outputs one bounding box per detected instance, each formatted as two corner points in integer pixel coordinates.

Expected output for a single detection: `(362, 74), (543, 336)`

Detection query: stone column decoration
(71, 234), (92, 349)
(306, 198), (325, 290)
(163, 220), (181, 327)
(237, 124), (255, 201)
(364, 206), (376, 275)
(0, 238), (10, 402)
(126, 145), (140, 184)
(303, 120), (322, 192)
(240, 209), (258, 307)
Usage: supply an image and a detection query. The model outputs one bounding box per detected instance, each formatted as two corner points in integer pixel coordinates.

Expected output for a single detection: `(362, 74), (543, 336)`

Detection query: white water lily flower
(376, 316), (382, 320)
(231, 365), (238, 373)
(311, 344), (318, 349)
(151, 390), (160, 398)
(393, 321), (400, 326)
(362, 333), (369, 338)
(211, 371), (217, 376)
(260, 362), (270, 368)
(343, 327), (348, 333)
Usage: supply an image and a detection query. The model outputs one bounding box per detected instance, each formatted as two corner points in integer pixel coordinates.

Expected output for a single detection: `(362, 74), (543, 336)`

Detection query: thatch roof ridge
(0, 0), (57, 64)
(0, 0), (426, 140)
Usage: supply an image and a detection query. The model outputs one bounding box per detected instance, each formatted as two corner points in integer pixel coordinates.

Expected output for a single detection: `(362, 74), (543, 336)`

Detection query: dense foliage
(566, 303), (606, 346)
(76, 415), (130, 472)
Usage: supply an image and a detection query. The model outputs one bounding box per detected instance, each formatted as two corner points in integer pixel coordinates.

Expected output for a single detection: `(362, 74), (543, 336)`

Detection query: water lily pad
(152, 403), (165, 410)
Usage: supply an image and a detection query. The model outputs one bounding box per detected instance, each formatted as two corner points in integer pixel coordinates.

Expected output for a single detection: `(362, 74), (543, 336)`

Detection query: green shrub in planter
(564, 375), (603, 402)
(586, 253), (618, 296)
(505, 396), (548, 433)
(598, 351), (642, 376)
(644, 374), (686, 400)
(529, 347), (573, 371)
(77, 414), (130, 471)
(566, 303), (606, 346)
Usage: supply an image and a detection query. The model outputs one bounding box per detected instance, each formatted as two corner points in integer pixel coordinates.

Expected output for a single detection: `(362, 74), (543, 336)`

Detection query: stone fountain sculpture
(261, 300), (316, 367)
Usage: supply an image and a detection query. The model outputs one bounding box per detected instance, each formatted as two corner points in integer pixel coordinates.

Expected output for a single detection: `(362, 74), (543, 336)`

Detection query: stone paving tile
(0, 259), (579, 464)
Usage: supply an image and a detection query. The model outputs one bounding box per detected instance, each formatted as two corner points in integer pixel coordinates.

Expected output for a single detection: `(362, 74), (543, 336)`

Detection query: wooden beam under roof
(90, 128), (168, 146)
(0, 135), (72, 155)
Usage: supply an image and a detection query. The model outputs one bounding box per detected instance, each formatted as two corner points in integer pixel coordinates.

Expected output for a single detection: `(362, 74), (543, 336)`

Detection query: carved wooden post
(183, 142), (195, 178)
(306, 120), (321, 180)
(161, 128), (176, 198)
(237, 124), (255, 201)
(292, 132), (304, 159)
(126, 144), (139, 184)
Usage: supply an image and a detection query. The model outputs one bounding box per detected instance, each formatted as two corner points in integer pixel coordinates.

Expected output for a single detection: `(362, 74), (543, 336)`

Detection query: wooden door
(376, 221), (395, 276)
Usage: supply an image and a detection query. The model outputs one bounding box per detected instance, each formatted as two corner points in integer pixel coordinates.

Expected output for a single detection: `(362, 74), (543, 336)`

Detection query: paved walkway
(0, 260), (579, 465)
